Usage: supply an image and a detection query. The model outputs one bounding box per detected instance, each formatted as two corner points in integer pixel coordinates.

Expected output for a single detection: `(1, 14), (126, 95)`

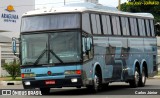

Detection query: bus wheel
(101, 83), (109, 90)
(40, 88), (50, 95)
(93, 70), (102, 92)
(87, 74), (101, 92)
(76, 86), (81, 89)
(93, 74), (99, 91)
(139, 67), (146, 87)
(129, 67), (140, 88)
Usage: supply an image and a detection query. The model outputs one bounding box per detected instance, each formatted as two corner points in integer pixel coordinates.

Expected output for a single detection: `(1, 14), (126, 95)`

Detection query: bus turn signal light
(76, 70), (81, 75)
(21, 73), (24, 78)
(21, 73), (36, 78)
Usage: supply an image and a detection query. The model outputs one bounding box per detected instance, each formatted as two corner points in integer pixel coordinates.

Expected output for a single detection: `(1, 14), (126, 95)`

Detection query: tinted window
(130, 18), (139, 36)
(91, 14), (97, 34)
(134, 18), (138, 36)
(96, 15), (101, 34)
(121, 17), (130, 36)
(141, 19), (146, 36)
(112, 16), (121, 35)
(145, 19), (151, 36)
(101, 15), (112, 35)
(150, 20), (155, 36)
(21, 14), (80, 32)
(82, 13), (91, 33)
(138, 19), (146, 36)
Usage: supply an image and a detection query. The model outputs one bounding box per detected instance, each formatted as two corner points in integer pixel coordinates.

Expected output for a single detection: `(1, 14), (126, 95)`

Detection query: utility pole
(64, 0), (66, 5)
(118, 0), (121, 11)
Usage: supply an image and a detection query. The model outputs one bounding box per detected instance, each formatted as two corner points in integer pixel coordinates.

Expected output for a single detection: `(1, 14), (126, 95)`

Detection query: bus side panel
(108, 37), (128, 81)
(128, 38), (144, 76)
(144, 38), (157, 76)
(93, 37), (115, 82)
(82, 37), (112, 85)
(82, 61), (94, 86)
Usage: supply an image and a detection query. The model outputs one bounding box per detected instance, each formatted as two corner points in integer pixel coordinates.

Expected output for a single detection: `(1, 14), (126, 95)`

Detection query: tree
(120, 0), (160, 35)
(2, 60), (20, 80)
(120, 0), (160, 22)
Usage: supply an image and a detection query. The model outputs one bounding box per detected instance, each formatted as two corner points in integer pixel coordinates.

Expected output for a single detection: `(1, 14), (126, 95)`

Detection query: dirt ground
(0, 77), (5, 81)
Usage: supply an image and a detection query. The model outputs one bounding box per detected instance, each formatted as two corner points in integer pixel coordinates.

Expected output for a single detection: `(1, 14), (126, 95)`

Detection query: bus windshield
(21, 31), (81, 65)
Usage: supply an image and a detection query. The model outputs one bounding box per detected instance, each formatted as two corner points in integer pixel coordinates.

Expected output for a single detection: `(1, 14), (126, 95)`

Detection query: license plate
(45, 80), (55, 85)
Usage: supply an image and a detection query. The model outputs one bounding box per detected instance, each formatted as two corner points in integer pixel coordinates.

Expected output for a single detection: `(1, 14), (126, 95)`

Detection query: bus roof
(23, 3), (154, 19)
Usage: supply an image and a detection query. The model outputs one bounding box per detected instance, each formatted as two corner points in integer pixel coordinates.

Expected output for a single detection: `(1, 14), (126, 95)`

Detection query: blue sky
(35, 0), (127, 9)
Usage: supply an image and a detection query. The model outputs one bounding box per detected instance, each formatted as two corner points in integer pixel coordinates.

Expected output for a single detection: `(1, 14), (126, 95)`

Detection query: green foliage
(120, 0), (160, 35)
(2, 61), (20, 80)
(4, 77), (22, 81)
(158, 71), (160, 76)
(120, 0), (160, 22)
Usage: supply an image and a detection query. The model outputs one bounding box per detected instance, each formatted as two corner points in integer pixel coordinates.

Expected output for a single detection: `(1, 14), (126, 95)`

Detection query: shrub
(2, 60), (20, 80)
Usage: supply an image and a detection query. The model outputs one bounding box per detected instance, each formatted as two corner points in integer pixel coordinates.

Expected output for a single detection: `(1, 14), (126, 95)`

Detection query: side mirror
(12, 37), (18, 55)
(82, 37), (86, 53)
(155, 23), (160, 36)
(86, 38), (92, 51)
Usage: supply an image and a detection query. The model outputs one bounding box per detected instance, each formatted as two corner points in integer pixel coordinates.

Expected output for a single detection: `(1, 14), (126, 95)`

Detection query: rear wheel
(139, 67), (146, 87)
(40, 88), (50, 95)
(129, 67), (140, 88)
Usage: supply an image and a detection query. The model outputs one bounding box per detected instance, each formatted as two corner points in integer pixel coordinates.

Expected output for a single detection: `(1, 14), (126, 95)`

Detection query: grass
(0, 77), (22, 81)
(157, 71), (160, 76)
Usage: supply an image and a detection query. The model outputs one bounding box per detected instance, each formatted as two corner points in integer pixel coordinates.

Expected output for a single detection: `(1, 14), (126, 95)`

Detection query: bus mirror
(82, 37), (86, 53)
(12, 37), (17, 55)
(155, 22), (160, 36)
(86, 38), (91, 51)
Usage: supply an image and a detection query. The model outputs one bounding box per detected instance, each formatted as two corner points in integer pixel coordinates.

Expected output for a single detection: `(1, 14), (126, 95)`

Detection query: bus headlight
(24, 81), (31, 85)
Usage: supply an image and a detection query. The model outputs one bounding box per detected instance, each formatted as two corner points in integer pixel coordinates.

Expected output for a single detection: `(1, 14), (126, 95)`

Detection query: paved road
(0, 79), (160, 98)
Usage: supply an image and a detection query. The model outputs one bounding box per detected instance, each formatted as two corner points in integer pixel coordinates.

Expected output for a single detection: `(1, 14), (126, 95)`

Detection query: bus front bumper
(22, 78), (83, 89)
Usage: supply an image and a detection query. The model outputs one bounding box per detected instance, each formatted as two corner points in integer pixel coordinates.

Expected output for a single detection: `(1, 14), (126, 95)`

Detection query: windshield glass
(21, 14), (80, 32)
(21, 31), (81, 65)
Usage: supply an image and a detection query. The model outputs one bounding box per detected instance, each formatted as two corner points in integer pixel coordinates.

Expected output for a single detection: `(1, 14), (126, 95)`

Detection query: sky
(35, 0), (127, 9)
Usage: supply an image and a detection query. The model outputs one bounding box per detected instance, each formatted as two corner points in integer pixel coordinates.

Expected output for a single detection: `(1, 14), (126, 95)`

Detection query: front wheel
(87, 74), (102, 92)
(93, 74), (99, 91)
(129, 67), (140, 88)
(139, 67), (146, 87)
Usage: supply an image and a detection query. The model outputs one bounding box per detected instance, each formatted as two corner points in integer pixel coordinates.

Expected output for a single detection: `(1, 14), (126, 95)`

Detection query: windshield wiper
(34, 49), (47, 65)
(49, 50), (63, 63)
(34, 49), (63, 65)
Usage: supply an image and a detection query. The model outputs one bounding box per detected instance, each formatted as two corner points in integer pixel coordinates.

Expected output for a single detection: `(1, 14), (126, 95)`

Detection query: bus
(12, 3), (158, 94)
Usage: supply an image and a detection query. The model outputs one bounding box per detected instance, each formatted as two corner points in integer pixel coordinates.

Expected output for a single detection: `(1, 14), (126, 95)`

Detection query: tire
(129, 67), (140, 88)
(87, 72), (102, 92)
(40, 88), (50, 95)
(139, 67), (146, 87)
(93, 74), (99, 91)
(76, 86), (81, 89)
(101, 83), (109, 90)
